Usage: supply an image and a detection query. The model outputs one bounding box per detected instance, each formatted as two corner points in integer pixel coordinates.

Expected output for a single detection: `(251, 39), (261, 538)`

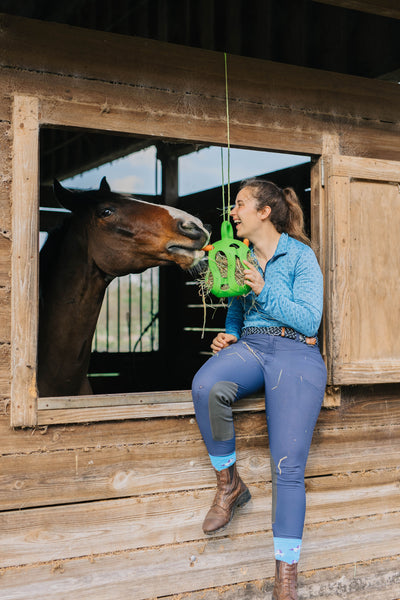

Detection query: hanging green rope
(202, 52), (251, 298)
(224, 51), (231, 220)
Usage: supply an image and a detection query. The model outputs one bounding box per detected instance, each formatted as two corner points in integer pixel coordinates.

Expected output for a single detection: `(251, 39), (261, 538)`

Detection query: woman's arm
(246, 249), (323, 337)
(225, 296), (244, 340)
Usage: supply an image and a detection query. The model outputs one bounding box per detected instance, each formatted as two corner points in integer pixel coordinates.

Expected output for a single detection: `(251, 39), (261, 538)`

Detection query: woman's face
(231, 187), (264, 240)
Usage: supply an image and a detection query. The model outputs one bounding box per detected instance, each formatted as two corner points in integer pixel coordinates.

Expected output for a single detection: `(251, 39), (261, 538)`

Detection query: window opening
(37, 125), (312, 402)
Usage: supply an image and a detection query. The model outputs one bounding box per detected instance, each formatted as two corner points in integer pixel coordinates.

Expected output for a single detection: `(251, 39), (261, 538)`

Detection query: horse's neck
(40, 220), (109, 356)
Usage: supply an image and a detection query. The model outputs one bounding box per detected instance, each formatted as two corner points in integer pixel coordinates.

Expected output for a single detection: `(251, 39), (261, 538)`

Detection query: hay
(198, 250), (258, 296)
(196, 251), (258, 337)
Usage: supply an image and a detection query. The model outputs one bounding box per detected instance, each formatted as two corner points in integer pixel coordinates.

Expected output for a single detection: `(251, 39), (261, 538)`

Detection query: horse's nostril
(178, 220), (205, 240)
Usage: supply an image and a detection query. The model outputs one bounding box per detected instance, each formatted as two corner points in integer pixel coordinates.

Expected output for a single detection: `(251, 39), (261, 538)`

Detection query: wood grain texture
(160, 556), (400, 600)
(0, 14), (399, 159)
(0, 468), (397, 568)
(324, 155), (400, 385)
(0, 420), (398, 510)
(0, 120), (12, 233)
(10, 96), (39, 427)
(0, 512), (398, 600)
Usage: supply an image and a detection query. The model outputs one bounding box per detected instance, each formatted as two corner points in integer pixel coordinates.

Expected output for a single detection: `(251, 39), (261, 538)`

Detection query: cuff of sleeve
(226, 328), (240, 340)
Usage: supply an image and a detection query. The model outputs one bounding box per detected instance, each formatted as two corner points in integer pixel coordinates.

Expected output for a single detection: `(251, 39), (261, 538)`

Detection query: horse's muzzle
(177, 220), (209, 244)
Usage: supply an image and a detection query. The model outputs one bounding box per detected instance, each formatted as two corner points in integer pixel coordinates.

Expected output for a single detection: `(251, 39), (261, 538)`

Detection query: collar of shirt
(250, 232), (289, 267)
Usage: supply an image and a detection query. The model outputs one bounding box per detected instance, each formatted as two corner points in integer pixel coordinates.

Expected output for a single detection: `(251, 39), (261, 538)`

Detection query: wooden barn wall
(0, 13), (399, 599)
(0, 388), (399, 598)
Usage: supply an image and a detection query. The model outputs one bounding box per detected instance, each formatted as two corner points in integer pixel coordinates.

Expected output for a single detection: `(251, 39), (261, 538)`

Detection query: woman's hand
(243, 260), (265, 295)
(211, 332), (237, 353)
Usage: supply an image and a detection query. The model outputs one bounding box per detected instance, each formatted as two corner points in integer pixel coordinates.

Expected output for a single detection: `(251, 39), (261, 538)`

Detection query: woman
(192, 178), (327, 600)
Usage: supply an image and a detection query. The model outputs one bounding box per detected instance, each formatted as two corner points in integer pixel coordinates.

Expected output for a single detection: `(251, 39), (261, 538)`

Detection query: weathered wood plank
(37, 397), (265, 424)
(0, 15), (399, 159)
(0, 513), (398, 600)
(0, 468), (397, 568)
(2, 13), (399, 120)
(161, 556), (400, 600)
(36, 386), (347, 422)
(313, 0), (400, 20)
(327, 154), (400, 180)
(0, 122), (11, 245)
(0, 286), (10, 342)
(324, 155), (400, 385)
(0, 342), (10, 397)
(2, 391), (400, 454)
(0, 425), (398, 510)
(0, 234), (10, 288)
(10, 96), (39, 427)
(37, 391), (265, 409)
(38, 387), (400, 426)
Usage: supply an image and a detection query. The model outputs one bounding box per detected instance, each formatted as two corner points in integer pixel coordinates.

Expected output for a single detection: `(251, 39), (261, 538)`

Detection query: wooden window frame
(6, 15), (400, 426)
(8, 95), (334, 428)
(10, 96), (271, 428)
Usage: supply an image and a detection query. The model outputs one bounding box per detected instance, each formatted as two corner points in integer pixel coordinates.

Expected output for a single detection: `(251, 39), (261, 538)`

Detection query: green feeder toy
(203, 221), (251, 298)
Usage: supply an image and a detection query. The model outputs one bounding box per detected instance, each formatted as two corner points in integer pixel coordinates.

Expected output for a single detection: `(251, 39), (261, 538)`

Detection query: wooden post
(158, 143), (179, 207)
(10, 96), (39, 427)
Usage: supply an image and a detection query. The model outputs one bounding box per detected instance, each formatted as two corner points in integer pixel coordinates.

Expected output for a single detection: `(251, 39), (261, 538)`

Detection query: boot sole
(204, 488), (251, 535)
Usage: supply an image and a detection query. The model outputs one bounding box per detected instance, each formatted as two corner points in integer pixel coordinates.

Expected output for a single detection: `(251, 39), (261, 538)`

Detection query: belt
(241, 326), (318, 346)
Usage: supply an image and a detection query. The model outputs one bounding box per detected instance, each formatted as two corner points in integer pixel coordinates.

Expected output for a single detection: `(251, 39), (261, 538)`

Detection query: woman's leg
(263, 340), (327, 565)
(192, 339), (264, 533)
(192, 339), (264, 468)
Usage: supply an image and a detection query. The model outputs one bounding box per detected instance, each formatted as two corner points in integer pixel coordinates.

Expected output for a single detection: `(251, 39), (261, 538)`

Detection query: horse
(38, 177), (209, 397)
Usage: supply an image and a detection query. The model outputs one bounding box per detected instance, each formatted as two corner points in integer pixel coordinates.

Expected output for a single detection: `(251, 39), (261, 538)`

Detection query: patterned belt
(241, 326), (318, 346)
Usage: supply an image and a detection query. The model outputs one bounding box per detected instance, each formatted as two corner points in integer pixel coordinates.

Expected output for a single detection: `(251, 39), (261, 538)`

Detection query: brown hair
(239, 178), (310, 246)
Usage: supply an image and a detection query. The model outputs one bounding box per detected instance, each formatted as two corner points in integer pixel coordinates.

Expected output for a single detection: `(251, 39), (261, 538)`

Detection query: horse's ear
(99, 177), (111, 193)
(53, 179), (77, 212)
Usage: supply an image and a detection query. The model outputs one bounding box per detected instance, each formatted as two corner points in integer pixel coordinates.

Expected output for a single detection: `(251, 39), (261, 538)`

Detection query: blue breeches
(192, 333), (327, 541)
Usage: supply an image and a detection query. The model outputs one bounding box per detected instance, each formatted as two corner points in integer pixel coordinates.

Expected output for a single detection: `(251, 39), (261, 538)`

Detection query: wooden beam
(0, 468), (397, 568)
(2, 392), (400, 455)
(161, 557), (400, 600)
(312, 0), (400, 19)
(36, 386), (341, 425)
(1, 419), (398, 510)
(10, 96), (39, 427)
(0, 513), (398, 600)
(0, 14), (399, 160)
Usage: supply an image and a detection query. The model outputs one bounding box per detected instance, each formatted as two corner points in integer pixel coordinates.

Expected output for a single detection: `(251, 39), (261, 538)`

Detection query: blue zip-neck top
(225, 233), (323, 339)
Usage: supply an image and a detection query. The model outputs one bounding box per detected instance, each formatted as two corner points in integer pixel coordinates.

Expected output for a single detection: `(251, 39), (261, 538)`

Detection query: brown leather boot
(272, 560), (298, 600)
(202, 463), (251, 534)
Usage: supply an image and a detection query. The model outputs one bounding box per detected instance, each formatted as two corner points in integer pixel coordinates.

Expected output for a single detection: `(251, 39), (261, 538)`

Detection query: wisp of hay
(196, 251), (258, 337)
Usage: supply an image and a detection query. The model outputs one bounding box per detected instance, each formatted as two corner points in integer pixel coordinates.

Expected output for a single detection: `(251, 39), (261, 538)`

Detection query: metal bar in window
(106, 286), (110, 352)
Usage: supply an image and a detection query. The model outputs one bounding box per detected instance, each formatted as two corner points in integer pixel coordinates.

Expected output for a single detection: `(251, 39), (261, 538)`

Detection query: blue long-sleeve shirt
(225, 233), (323, 339)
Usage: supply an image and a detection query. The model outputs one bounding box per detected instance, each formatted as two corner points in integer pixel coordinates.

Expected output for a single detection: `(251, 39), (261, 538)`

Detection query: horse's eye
(98, 207), (114, 218)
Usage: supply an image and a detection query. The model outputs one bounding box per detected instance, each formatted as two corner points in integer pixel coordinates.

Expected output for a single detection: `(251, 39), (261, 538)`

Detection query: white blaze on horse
(38, 177), (209, 397)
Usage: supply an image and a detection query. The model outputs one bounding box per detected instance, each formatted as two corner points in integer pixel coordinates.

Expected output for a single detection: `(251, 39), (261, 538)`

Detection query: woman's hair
(239, 178), (310, 245)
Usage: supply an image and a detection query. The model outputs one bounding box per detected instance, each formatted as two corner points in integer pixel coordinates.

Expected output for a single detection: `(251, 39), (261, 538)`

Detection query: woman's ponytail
(281, 187), (310, 246)
(239, 178), (310, 246)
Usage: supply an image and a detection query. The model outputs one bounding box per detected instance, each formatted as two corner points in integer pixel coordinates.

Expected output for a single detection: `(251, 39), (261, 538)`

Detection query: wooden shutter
(320, 155), (400, 385)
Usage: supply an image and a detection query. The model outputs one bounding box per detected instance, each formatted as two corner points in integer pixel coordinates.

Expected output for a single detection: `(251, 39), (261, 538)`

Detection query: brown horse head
(38, 178), (209, 397)
(53, 177), (209, 277)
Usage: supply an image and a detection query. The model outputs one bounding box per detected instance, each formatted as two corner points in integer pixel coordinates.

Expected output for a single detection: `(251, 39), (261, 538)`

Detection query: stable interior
(39, 127), (311, 394)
